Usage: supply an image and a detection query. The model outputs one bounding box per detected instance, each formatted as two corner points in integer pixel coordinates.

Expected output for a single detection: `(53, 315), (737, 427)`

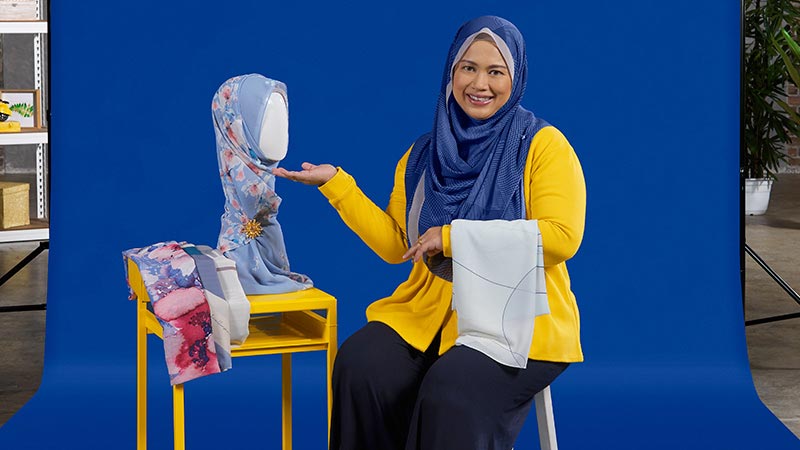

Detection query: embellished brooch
(242, 218), (263, 241)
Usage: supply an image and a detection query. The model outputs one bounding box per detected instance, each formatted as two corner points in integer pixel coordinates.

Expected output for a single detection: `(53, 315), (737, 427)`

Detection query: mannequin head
(212, 73), (314, 295)
(259, 91), (288, 161)
(238, 74), (289, 162)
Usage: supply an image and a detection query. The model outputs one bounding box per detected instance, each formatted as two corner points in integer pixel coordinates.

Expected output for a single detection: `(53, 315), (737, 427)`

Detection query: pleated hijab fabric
(404, 16), (549, 278)
(212, 74), (313, 294)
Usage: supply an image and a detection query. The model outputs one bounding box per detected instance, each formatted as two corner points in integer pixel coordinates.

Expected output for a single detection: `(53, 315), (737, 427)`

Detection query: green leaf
(774, 37), (800, 87)
(9, 103), (33, 118)
(782, 29), (800, 57)
(775, 98), (800, 124)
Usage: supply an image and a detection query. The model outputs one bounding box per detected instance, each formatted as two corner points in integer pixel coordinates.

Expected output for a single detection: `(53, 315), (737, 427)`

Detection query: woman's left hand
(402, 226), (443, 263)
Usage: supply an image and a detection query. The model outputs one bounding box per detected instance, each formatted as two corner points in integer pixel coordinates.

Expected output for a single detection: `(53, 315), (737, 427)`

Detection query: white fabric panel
(198, 245), (252, 345)
(204, 288), (233, 370)
(450, 219), (549, 368)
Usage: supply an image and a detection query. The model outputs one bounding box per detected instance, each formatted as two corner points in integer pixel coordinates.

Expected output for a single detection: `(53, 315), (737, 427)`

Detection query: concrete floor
(745, 173), (800, 438)
(0, 176), (799, 438)
(0, 241), (46, 426)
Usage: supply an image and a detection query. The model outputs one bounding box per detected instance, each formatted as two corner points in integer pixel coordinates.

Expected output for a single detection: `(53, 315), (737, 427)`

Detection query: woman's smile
(466, 93), (494, 105)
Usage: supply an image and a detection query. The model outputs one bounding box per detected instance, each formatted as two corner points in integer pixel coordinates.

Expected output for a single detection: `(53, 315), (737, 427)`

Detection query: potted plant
(743, 0), (800, 215)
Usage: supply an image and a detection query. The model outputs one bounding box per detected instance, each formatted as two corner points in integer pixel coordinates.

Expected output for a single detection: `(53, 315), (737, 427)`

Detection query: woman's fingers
(272, 167), (293, 180)
(272, 167), (305, 182)
(401, 240), (424, 261)
(414, 245), (428, 262)
(409, 241), (438, 262)
(401, 245), (416, 261)
(402, 227), (444, 262)
(272, 167), (291, 178)
(274, 164), (313, 177)
(273, 167), (311, 184)
(272, 163), (336, 186)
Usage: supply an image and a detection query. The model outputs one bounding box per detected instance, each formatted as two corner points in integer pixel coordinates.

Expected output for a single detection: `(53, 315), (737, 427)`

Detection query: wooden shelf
(0, 128), (48, 145)
(0, 218), (48, 243)
(0, 21), (47, 34)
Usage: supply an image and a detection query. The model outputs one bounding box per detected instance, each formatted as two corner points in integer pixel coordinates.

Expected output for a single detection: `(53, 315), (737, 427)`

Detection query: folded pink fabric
(123, 241), (221, 385)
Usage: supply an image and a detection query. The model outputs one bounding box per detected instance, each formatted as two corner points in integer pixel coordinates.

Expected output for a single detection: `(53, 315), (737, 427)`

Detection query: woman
(274, 15), (585, 450)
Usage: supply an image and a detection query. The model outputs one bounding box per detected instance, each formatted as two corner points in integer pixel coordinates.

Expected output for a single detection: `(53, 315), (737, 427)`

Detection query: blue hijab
(212, 74), (313, 294)
(405, 16), (548, 261)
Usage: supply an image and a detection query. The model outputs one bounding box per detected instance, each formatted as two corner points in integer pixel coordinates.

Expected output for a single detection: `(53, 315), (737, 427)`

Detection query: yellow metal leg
(129, 274), (339, 450)
(137, 303), (147, 450)
(327, 322), (337, 447)
(173, 384), (185, 450)
(282, 354), (292, 450)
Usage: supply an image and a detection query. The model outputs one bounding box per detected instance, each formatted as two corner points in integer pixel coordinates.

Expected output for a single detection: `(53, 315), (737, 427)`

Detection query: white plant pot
(744, 178), (773, 215)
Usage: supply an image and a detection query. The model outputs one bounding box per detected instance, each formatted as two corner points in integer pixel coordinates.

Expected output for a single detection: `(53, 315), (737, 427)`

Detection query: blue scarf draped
(405, 16), (547, 278)
(212, 74), (313, 294)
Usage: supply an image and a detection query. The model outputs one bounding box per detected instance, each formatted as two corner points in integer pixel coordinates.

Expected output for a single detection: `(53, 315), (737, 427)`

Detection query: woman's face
(451, 39), (512, 120)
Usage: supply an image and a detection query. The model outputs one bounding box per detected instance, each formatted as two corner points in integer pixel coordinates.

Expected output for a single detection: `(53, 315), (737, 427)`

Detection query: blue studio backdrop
(1, 1), (798, 449)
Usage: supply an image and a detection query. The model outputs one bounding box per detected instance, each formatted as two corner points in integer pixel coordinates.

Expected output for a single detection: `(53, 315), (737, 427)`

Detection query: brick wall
(787, 83), (800, 168)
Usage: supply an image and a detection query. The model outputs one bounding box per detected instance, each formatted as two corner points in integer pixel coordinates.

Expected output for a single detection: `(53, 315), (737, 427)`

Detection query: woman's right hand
(272, 162), (337, 186)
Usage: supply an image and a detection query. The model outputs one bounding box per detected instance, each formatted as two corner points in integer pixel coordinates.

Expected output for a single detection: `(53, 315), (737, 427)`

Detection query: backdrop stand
(0, 241), (48, 314)
(744, 242), (800, 326)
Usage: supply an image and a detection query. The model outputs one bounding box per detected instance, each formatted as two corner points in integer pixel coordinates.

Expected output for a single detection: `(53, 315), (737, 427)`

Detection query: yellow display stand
(127, 258), (337, 450)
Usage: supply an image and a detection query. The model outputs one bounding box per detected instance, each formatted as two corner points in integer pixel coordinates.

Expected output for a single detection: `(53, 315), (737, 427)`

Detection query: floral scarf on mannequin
(212, 74), (312, 294)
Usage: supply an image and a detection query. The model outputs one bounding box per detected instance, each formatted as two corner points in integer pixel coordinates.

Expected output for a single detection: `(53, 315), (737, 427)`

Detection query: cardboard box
(0, 0), (37, 20)
(0, 181), (30, 228)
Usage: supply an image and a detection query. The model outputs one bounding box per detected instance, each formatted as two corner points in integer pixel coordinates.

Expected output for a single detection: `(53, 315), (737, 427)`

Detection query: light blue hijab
(212, 74), (313, 294)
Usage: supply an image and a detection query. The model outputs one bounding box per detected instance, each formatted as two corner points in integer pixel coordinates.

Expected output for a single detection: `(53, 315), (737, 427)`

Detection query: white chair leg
(534, 386), (558, 450)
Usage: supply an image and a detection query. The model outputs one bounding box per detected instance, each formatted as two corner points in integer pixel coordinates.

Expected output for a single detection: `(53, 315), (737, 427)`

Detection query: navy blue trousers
(330, 321), (568, 450)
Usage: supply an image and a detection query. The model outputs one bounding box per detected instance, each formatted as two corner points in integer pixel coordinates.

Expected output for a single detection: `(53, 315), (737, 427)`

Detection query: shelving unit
(0, 128), (48, 225)
(0, 1), (49, 294)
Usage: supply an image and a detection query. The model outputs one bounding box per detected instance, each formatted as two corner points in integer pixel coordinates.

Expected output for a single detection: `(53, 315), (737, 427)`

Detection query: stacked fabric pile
(123, 241), (251, 385)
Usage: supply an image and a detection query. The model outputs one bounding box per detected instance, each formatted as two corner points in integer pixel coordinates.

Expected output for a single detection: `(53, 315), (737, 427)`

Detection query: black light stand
(744, 243), (800, 326)
(0, 241), (48, 313)
(741, 0), (800, 327)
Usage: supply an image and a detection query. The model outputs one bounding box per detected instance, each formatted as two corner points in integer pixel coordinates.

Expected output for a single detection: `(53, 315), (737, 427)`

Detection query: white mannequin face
(259, 91), (289, 161)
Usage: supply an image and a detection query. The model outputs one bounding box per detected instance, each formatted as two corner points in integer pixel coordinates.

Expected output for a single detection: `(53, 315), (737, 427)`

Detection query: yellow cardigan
(318, 126), (586, 362)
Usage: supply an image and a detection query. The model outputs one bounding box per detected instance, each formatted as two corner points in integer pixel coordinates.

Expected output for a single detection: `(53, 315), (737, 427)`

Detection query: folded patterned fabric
(123, 241), (222, 385)
(450, 219), (549, 368)
(183, 244), (233, 372)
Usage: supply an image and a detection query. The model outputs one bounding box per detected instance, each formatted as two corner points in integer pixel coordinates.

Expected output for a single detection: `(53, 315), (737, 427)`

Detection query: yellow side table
(128, 258), (337, 450)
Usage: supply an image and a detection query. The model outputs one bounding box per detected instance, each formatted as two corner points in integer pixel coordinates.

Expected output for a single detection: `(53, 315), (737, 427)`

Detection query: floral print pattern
(123, 241), (222, 385)
(213, 75), (276, 253)
(211, 74), (313, 294)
